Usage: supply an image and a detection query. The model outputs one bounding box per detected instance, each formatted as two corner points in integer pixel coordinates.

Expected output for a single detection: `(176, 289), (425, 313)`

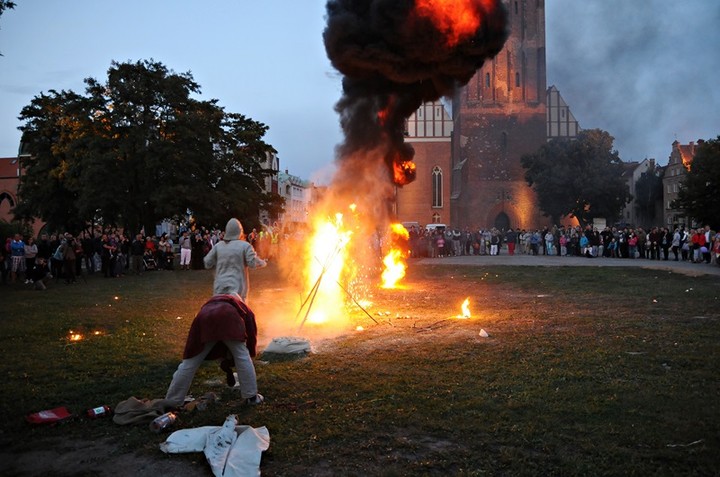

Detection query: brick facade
(451, 0), (548, 230)
(395, 0), (553, 230)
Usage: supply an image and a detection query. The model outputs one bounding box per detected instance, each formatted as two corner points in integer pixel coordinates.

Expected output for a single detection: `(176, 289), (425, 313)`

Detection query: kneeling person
(165, 294), (264, 406)
(30, 257), (52, 290)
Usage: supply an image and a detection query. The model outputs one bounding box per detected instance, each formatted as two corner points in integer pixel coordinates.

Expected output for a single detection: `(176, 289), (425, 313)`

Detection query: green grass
(1, 263), (719, 476)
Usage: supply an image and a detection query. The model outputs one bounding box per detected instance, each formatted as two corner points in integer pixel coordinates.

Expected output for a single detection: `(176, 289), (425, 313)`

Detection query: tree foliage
(15, 59), (282, 234)
(634, 161), (664, 226)
(673, 136), (720, 227)
(521, 129), (630, 226)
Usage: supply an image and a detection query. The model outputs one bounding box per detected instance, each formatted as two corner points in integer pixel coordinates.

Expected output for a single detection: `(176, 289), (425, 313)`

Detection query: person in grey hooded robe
(204, 218), (267, 303)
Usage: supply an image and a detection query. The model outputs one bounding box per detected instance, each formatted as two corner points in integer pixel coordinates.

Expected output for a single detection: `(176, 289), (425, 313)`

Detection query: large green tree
(521, 129), (630, 226)
(16, 59), (283, 234)
(673, 136), (720, 227)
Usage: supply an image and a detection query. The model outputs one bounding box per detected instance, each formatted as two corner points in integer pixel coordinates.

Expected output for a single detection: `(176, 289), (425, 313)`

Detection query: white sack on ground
(263, 337), (311, 354)
(160, 426), (220, 453)
(159, 415), (270, 477)
(224, 426), (271, 477)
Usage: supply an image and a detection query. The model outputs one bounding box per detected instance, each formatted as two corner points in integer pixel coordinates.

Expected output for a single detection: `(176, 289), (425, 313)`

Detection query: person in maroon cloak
(164, 294), (264, 406)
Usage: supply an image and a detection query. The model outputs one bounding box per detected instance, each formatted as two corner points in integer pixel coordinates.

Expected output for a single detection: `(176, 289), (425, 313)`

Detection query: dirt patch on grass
(0, 437), (211, 477)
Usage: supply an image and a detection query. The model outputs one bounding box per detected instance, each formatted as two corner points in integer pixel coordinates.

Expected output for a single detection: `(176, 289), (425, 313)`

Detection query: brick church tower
(395, 0), (553, 230)
(450, 0), (548, 230)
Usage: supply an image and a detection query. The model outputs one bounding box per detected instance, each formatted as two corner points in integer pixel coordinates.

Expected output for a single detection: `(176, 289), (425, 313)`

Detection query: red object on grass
(26, 407), (73, 425)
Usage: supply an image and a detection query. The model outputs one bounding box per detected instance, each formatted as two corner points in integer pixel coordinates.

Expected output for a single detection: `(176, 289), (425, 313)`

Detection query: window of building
(485, 72), (490, 88)
(432, 166), (443, 208)
(667, 184), (672, 193)
(673, 183), (678, 193)
(515, 72), (520, 87)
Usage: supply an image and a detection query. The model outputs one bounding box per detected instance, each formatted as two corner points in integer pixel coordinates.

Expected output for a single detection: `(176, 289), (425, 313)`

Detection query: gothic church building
(395, 0), (578, 230)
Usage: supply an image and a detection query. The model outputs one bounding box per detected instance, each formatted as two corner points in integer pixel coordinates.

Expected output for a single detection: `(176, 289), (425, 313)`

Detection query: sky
(0, 0), (718, 184)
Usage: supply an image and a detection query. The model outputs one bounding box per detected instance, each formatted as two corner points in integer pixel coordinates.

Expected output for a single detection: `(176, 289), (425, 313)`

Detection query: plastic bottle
(149, 412), (177, 433)
(87, 405), (112, 418)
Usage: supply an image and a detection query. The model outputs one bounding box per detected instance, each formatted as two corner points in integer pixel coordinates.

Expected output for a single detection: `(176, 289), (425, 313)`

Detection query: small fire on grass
(67, 330), (104, 342)
(453, 298), (472, 319)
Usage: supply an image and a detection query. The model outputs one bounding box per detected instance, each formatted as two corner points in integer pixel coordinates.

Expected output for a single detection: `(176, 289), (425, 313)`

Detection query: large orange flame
(381, 223), (410, 289)
(415, 0), (491, 47)
(301, 211), (354, 325)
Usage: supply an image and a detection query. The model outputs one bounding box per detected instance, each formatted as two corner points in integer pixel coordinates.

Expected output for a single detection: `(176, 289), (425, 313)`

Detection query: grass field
(1, 262), (719, 476)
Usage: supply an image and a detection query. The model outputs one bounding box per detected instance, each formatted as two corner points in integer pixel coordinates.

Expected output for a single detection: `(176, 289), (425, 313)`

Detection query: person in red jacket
(691, 228), (706, 263)
(164, 294), (264, 406)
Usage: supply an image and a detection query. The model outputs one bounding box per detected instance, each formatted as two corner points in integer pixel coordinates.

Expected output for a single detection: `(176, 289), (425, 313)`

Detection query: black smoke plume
(323, 0), (508, 189)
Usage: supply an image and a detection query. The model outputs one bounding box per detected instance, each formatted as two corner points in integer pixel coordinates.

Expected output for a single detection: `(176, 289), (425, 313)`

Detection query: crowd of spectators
(407, 224), (720, 266)
(1, 222), (284, 289)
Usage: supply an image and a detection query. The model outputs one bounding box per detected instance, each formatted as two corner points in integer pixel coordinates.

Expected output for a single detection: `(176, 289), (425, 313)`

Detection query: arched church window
(485, 72), (490, 88)
(432, 166), (442, 208)
(515, 72), (520, 87)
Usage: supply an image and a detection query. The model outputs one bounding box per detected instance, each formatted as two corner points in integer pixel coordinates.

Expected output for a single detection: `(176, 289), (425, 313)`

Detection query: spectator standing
(489, 230), (500, 256)
(636, 228), (647, 259)
(179, 231), (192, 270)
(703, 226), (713, 264)
(691, 228), (705, 263)
(627, 232), (638, 259)
(671, 228), (681, 261)
(544, 229), (554, 256)
(660, 227), (672, 261)
(81, 233), (95, 274)
(60, 234), (77, 284)
(131, 234), (145, 275)
(24, 237), (38, 281)
(505, 228), (517, 256)
(10, 234), (26, 284)
(680, 227), (690, 261)
(559, 232), (568, 257)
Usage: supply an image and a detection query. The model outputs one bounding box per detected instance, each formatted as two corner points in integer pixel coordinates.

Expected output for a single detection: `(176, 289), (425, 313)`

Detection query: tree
(16, 59), (282, 234)
(521, 129), (630, 226)
(13, 89), (92, 232)
(634, 162), (664, 227)
(673, 136), (720, 227)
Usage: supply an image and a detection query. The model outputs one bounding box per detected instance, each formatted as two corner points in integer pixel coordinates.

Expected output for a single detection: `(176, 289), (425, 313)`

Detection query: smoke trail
(324, 0), (508, 192)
